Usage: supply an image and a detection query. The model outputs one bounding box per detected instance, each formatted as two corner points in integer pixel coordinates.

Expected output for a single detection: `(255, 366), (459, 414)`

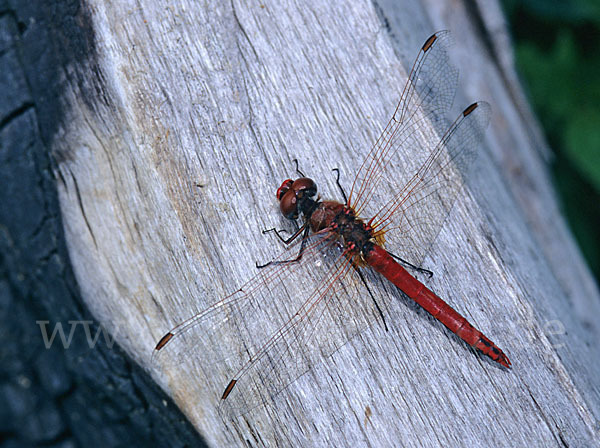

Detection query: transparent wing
(371, 102), (491, 266)
(349, 30), (458, 217)
(153, 231), (385, 418)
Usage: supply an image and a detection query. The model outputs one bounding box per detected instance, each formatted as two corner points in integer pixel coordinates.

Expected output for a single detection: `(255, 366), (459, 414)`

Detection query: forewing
(349, 31), (458, 217)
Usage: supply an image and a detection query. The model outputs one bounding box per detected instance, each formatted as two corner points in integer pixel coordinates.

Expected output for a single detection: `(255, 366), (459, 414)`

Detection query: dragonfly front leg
(261, 222), (304, 245)
(256, 223), (311, 269)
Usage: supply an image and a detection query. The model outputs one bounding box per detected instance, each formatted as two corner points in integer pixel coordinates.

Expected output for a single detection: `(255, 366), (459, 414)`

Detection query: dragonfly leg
(256, 224), (311, 268)
(351, 264), (388, 331)
(292, 158), (305, 177)
(262, 227), (287, 242)
(262, 225), (303, 244)
(261, 215), (302, 244)
(387, 251), (433, 278)
(331, 167), (349, 204)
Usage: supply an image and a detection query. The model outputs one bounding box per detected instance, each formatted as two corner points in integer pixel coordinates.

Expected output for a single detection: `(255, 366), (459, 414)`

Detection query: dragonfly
(153, 31), (510, 418)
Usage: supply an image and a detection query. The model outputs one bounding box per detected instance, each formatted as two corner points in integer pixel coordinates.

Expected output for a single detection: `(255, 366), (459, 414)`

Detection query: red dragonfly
(154, 31), (510, 417)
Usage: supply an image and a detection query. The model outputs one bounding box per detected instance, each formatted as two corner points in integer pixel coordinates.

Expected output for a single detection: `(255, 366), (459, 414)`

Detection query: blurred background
(502, 0), (600, 283)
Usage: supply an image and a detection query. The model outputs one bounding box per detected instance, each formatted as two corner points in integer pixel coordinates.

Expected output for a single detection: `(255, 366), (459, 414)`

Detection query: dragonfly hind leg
(352, 263), (389, 332)
(387, 251), (433, 278)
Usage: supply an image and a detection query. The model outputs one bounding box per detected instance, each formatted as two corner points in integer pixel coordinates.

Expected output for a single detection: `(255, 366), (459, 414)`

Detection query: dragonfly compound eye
(291, 178), (317, 198)
(279, 189), (299, 219)
(276, 179), (294, 201)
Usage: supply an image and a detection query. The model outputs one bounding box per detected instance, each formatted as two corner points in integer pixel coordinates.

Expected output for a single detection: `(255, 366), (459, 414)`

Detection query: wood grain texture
(53, 0), (600, 446)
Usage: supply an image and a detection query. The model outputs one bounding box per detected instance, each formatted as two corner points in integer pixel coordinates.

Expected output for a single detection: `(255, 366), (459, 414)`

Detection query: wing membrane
(372, 102), (491, 266)
(349, 31), (458, 216)
(154, 231), (385, 418)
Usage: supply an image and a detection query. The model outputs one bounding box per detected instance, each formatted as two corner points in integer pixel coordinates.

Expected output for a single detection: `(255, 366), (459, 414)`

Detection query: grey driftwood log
(54, 0), (600, 446)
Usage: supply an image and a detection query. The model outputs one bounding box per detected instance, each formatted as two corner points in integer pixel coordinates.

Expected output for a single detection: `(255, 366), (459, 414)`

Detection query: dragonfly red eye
(291, 178), (316, 198)
(276, 179), (293, 201)
(279, 189), (298, 219)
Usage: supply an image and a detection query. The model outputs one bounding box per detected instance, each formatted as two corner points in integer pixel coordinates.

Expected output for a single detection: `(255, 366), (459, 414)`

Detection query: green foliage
(503, 0), (600, 280)
(517, 30), (600, 191)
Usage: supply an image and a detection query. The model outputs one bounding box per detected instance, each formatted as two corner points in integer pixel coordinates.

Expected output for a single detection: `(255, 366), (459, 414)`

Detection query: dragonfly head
(276, 177), (317, 220)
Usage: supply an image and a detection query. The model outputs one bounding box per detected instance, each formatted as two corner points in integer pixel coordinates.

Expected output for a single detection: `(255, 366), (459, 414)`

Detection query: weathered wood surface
(0, 1), (207, 445)
(53, 0), (600, 446)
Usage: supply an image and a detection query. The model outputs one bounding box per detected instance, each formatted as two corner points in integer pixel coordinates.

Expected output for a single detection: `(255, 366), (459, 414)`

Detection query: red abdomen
(364, 244), (510, 368)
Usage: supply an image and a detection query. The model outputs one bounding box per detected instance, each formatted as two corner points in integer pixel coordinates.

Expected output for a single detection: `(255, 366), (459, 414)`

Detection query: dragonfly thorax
(277, 176), (385, 264)
(310, 201), (379, 265)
